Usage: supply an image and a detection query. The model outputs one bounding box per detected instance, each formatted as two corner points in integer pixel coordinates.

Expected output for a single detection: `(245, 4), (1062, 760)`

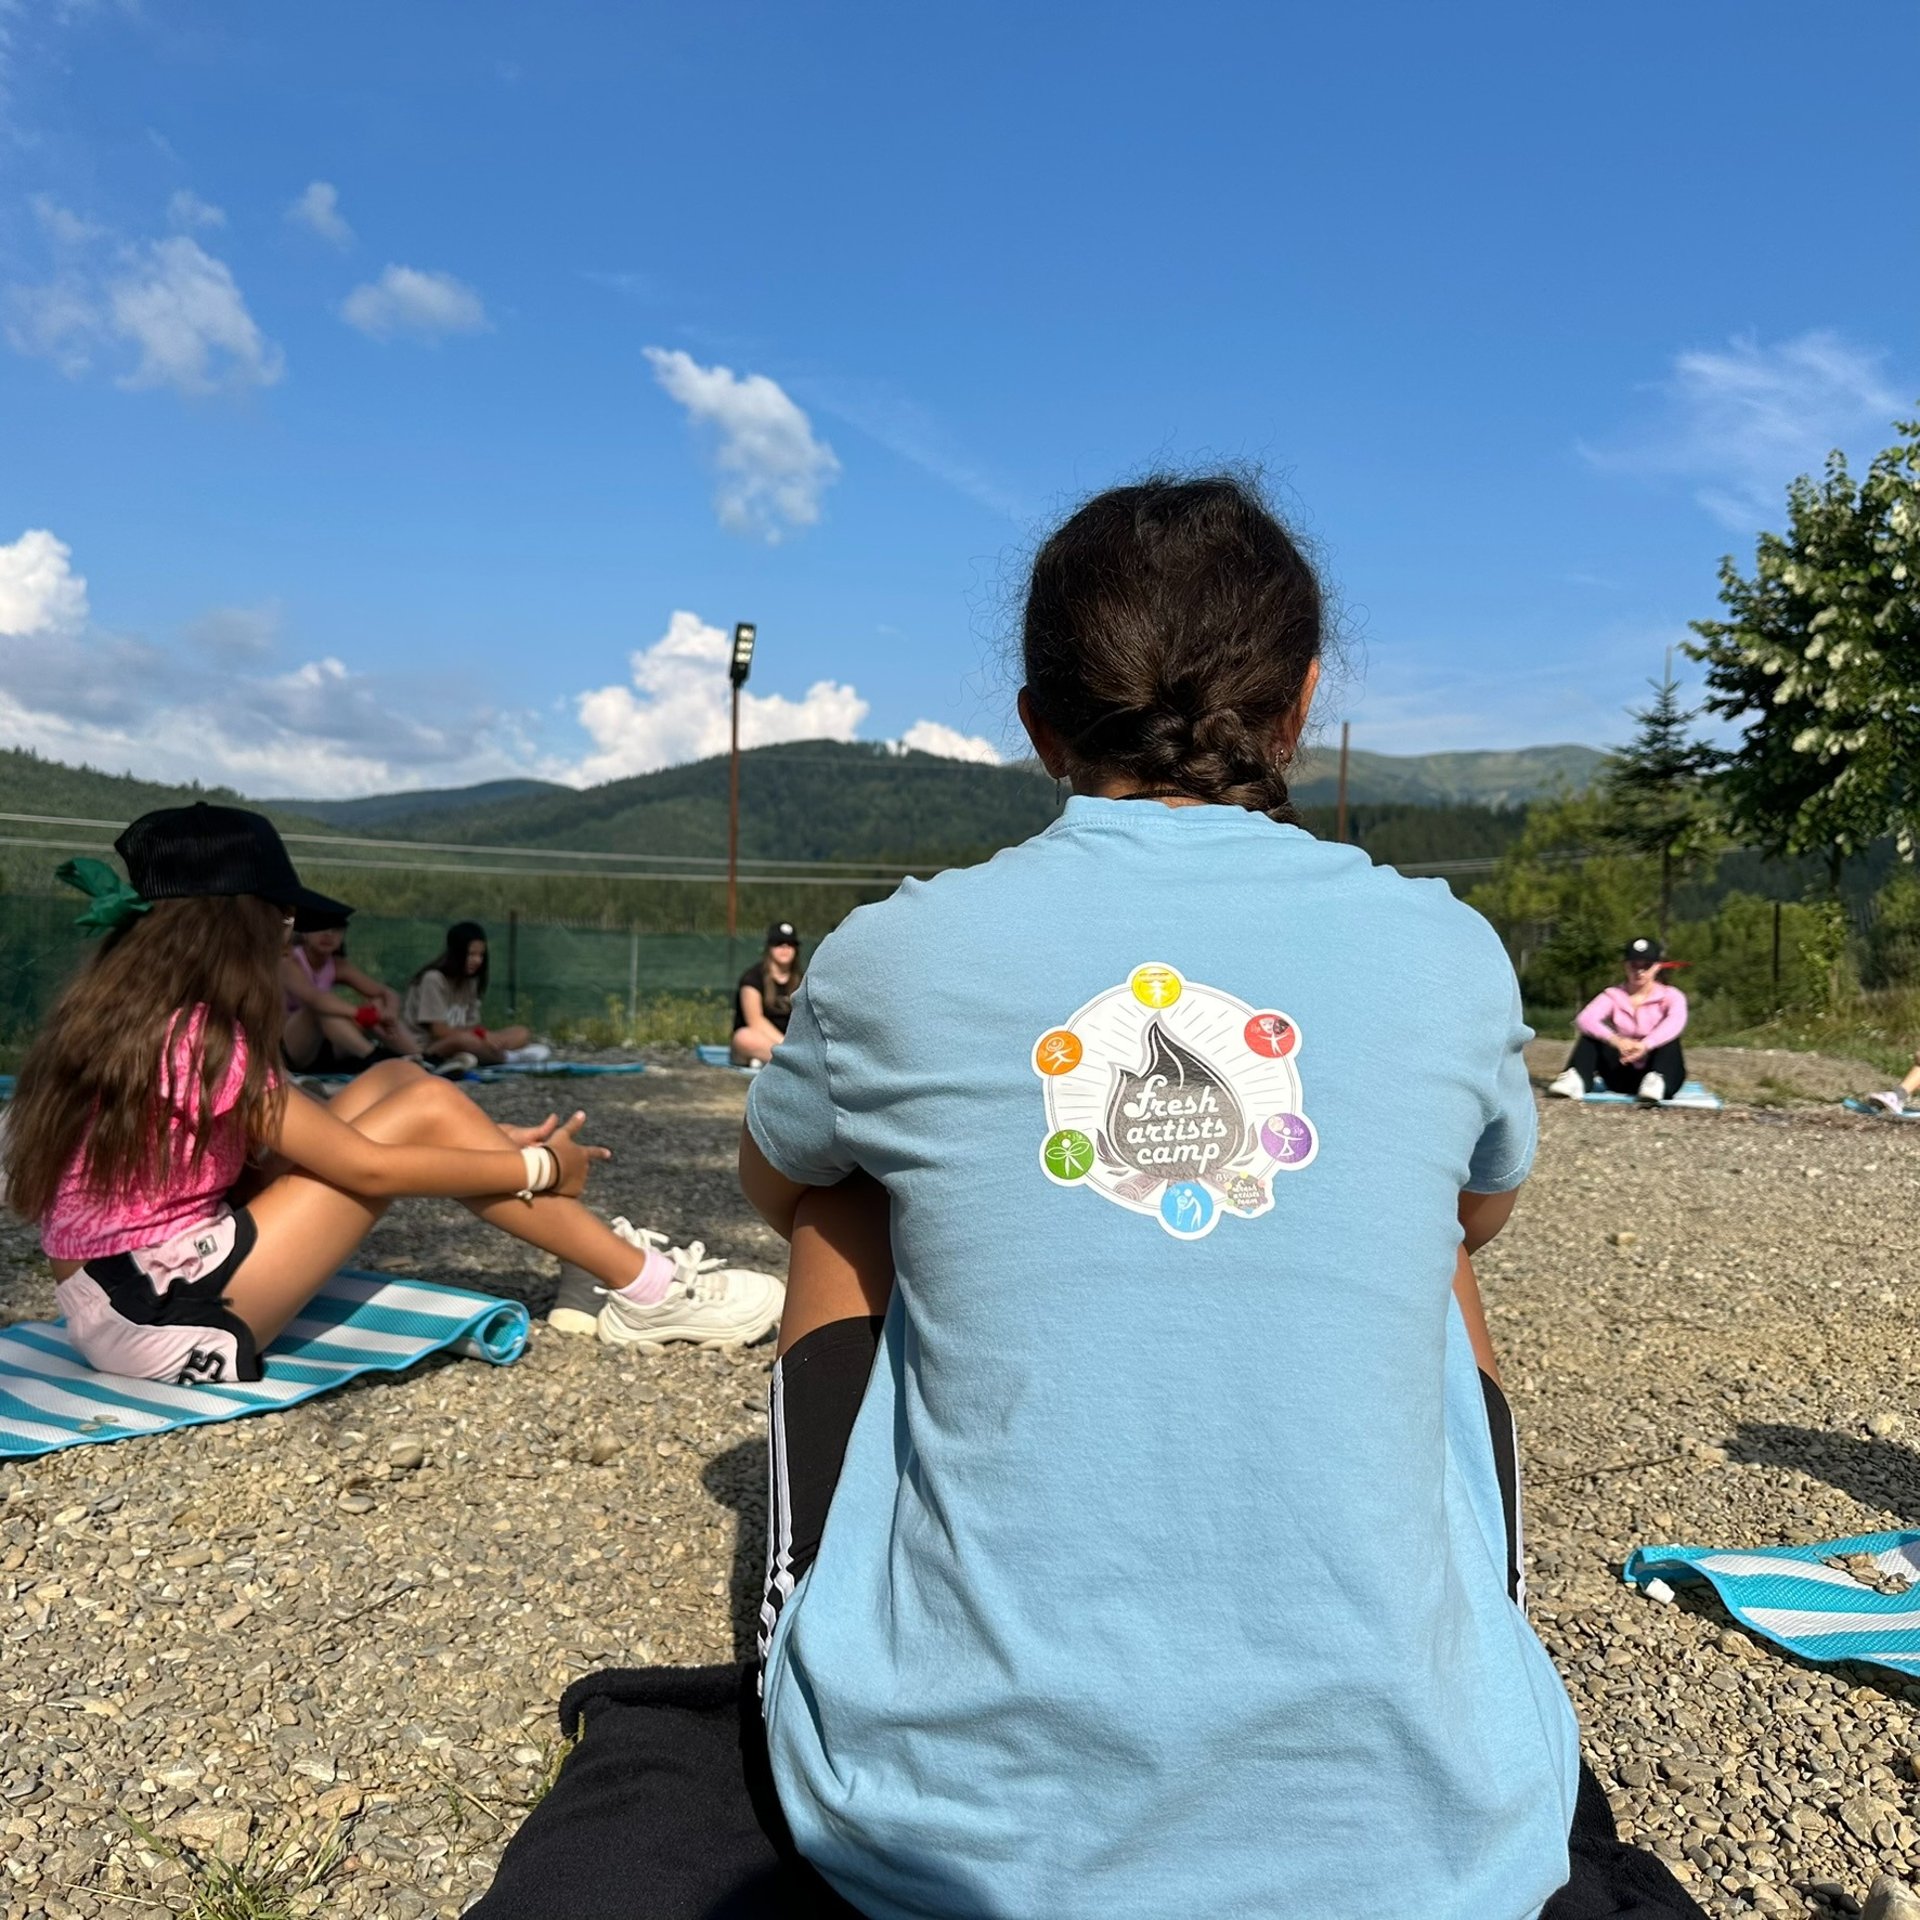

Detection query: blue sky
(1, 0), (1914, 795)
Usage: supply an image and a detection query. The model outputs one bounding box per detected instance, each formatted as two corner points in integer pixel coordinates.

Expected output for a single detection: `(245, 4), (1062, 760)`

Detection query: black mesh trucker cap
(766, 920), (798, 946)
(114, 803), (350, 918)
(1623, 935), (1664, 965)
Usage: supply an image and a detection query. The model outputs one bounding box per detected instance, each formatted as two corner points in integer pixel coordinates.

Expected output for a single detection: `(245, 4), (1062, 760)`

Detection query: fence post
(627, 927), (640, 1034)
(507, 909), (519, 1017)
(1771, 900), (1782, 1001)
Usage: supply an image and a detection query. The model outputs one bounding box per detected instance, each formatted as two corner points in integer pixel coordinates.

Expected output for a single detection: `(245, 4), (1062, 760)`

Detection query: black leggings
(471, 1322), (1707, 1920)
(1567, 1033), (1686, 1098)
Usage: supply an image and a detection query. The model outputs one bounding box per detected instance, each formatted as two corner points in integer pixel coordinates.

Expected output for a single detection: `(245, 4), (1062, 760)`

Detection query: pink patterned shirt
(40, 1011), (260, 1262)
(1575, 982), (1688, 1051)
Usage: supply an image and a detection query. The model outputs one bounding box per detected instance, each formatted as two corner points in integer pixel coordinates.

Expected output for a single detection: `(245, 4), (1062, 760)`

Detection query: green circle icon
(1043, 1128), (1094, 1182)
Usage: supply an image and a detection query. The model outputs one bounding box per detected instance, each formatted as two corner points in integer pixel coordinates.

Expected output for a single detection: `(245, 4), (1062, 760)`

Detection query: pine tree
(1601, 659), (1723, 938)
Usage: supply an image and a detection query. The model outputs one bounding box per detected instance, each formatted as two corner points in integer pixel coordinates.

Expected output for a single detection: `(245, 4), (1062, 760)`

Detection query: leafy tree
(1600, 661), (1723, 938)
(1687, 416), (1920, 890)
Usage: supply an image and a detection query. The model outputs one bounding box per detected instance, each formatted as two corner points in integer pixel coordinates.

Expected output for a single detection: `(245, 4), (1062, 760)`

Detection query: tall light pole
(727, 623), (756, 941)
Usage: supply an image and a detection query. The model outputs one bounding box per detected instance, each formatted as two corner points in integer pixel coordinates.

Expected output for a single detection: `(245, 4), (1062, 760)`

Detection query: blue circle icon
(1160, 1182), (1214, 1238)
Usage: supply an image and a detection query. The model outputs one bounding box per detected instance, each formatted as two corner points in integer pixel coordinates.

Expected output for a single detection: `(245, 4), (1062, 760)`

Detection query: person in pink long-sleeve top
(1547, 935), (1688, 1104)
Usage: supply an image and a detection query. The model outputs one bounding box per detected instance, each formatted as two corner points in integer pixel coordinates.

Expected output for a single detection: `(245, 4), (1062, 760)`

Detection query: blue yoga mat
(1843, 1097), (1920, 1121)
(1582, 1078), (1723, 1111)
(695, 1044), (754, 1074)
(0, 1269), (529, 1460)
(479, 1059), (648, 1079)
(1624, 1532), (1920, 1679)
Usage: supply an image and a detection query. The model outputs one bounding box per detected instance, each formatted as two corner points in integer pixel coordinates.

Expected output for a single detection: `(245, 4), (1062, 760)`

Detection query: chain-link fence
(0, 896), (765, 1048)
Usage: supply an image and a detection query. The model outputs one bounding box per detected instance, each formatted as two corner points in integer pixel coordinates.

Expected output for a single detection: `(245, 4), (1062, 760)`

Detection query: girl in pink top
(7, 804), (783, 1385)
(281, 899), (419, 1074)
(1547, 935), (1688, 1104)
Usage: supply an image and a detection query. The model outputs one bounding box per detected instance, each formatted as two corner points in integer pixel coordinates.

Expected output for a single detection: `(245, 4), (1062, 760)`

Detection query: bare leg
(732, 1025), (780, 1066)
(373, 1012), (421, 1057)
(226, 1071), (646, 1348)
(282, 1006), (323, 1069)
(315, 1012), (376, 1060)
(777, 1172), (894, 1356)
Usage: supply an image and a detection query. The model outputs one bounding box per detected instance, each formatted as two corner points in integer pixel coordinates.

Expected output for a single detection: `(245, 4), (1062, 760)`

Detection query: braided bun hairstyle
(1021, 476), (1322, 823)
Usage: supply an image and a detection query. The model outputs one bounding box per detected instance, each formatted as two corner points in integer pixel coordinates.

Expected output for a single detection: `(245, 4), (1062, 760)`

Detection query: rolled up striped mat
(1624, 1531), (1920, 1678)
(0, 1269), (530, 1460)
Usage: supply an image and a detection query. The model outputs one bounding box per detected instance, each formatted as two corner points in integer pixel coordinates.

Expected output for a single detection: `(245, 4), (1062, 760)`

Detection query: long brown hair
(759, 936), (803, 1024)
(5, 896), (289, 1224)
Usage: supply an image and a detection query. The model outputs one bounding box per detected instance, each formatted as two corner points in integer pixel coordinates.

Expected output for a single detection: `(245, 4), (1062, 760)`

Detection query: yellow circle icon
(1129, 964), (1184, 1009)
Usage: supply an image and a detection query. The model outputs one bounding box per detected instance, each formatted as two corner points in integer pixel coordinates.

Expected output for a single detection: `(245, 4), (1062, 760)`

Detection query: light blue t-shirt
(748, 797), (1579, 1920)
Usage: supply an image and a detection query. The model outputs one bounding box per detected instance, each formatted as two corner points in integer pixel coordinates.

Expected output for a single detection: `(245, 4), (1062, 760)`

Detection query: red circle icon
(1244, 1012), (1296, 1058)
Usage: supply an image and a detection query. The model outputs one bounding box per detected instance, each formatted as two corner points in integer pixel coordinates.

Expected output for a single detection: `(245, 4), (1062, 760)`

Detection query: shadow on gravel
(703, 1439), (769, 1664)
(1730, 1421), (1920, 1521)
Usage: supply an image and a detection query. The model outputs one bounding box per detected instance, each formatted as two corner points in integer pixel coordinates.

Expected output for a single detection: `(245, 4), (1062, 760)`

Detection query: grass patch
(119, 1812), (351, 1920)
(1689, 987), (1920, 1073)
(553, 990), (732, 1051)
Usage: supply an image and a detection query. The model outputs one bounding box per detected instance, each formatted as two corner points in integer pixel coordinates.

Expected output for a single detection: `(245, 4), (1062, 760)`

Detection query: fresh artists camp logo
(1032, 962), (1317, 1239)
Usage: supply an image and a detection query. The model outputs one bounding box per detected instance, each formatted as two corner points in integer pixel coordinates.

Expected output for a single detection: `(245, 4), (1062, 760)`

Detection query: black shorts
(57, 1208), (262, 1384)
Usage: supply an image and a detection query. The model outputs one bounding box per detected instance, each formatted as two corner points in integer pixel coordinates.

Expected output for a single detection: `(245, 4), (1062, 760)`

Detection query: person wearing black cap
(3, 804), (785, 1384)
(1548, 936), (1689, 1103)
(282, 899), (420, 1074)
(731, 921), (802, 1068)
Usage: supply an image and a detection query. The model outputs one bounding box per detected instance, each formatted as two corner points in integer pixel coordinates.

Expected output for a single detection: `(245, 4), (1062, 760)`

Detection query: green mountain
(259, 778), (567, 831)
(1289, 743), (1603, 809)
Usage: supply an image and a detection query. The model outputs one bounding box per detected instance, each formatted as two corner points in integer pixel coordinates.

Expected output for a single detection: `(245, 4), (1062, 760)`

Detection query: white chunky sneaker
(596, 1220), (784, 1351)
(1546, 1068), (1585, 1100)
(504, 1042), (554, 1065)
(1868, 1090), (1907, 1115)
(1637, 1072), (1666, 1104)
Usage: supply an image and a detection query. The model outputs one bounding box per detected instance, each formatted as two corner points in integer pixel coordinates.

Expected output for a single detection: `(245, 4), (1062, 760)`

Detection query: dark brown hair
(413, 920), (489, 999)
(5, 896), (289, 1224)
(758, 935), (803, 1025)
(1021, 474), (1324, 822)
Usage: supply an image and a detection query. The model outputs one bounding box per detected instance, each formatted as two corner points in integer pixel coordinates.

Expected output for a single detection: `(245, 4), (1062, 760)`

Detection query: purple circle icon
(1260, 1112), (1316, 1166)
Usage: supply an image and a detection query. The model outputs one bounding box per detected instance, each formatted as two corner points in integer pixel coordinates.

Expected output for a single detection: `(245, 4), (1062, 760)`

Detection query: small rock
(1841, 1790), (1888, 1844)
(1608, 1230), (1638, 1249)
(173, 1805), (251, 1856)
(1869, 1411), (1906, 1440)
(336, 1493), (375, 1515)
(388, 1437), (427, 1472)
(587, 1431), (622, 1465)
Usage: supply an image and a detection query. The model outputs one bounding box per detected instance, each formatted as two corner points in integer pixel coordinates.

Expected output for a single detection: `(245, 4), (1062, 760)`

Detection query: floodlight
(730, 622), (757, 686)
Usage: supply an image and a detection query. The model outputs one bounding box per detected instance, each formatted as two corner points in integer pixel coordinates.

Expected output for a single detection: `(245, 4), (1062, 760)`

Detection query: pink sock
(614, 1247), (676, 1306)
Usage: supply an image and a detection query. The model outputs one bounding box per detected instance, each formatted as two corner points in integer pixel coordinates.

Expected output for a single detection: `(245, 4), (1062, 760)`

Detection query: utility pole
(1335, 721), (1351, 843)
(727, 623), (757, 943)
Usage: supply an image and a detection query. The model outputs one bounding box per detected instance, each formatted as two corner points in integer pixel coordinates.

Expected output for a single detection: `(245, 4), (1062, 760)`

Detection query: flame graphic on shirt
(1098, 1020), (1248, 1182)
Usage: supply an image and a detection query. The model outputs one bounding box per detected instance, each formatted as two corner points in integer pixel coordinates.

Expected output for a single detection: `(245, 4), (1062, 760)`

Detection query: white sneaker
(504, 1043), (554, 1065)
(596, 1220), (784, 1351)
(434, 1051), (479, 1077)
(1869, 1090), (1907, 1115)
(1638, 1072), (1666, 1104)
(1547, 1068), (1585, 1100)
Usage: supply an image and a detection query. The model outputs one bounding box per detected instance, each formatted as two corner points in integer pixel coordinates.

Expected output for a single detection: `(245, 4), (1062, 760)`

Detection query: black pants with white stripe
(471, 1321), (1706, 1920)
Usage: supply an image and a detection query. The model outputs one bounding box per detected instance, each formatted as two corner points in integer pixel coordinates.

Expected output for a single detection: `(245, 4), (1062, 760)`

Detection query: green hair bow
(57, 857), (152, 937)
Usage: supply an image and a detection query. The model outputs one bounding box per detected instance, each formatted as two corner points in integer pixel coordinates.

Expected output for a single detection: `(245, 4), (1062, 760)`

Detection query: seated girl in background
(1547, 936), (1688, 1103)
(6, 807), (784, 1384)
(281, 899), (419, 1074)
(403, 920), (546, 1069)
(731, 920), (802, 1067)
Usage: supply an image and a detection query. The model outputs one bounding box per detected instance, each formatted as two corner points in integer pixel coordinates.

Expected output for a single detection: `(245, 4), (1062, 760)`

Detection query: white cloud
(5, 219), (283, 395)
(184, 601), (279, 660)
(644, 347), (840, 542)
(287, 180), (353, 249)
(1583, 329), (1900, 530)
(0, 529), (538, 797)
(167, 188), (225, 230)
(0, 528), (88, 637)
(899, 719), (1002, 764)
(569, 610), (867, 785)
(342, 265), (488, 341)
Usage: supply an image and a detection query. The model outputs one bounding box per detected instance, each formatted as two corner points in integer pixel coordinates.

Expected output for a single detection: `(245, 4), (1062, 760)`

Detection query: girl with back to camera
(730, 480), (1704, 1917)
(6, 806), (784, 1383)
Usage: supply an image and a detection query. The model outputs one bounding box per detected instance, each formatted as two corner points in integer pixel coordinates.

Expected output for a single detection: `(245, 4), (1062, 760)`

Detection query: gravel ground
(2, 1046), (1919, 1917)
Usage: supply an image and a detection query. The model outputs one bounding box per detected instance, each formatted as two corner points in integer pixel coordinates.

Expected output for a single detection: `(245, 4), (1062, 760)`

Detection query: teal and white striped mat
(1624, 1531), (1920, 1678)
(480, 1059), (648, 1079)
(1582, 1079), (1723, 1111)
(695, 1045), (754, 1074)
(0, 1269), (529, 1460)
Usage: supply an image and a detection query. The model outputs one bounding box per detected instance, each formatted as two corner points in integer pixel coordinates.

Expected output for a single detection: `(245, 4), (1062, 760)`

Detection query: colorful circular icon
(1130, 963), (1184, 1009)
(1042, 1128), (1095, 1182)
(1033, 1028), (1084, 1076)
(1160, 1181), (1214, 1237)
(1243, 1011), (1297, 1058)
(1260, 1112), (1316, 1167)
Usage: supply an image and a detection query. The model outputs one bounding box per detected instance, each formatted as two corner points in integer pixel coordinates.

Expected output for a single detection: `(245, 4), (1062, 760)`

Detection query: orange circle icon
(1034, 1029), (1083, 1076)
